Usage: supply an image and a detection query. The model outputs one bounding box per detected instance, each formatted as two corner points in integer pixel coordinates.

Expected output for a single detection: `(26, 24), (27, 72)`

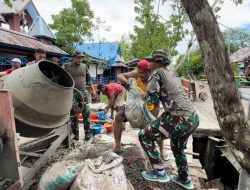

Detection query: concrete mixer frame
(0, 90), (23, 189)
(0, 90), (72, 190)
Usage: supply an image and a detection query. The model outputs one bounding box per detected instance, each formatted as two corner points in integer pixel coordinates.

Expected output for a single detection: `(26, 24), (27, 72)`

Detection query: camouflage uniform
(63, 50), (93, 140)
(139, 50), (199, 181)
(71, 90), (91, 139)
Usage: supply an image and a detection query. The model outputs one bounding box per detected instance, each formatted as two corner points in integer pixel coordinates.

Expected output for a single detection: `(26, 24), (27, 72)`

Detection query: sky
(32, 0), (250, 54)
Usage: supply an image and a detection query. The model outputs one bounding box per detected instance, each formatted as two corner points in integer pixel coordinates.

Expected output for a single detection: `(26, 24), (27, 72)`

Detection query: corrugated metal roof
(0, 27), (68, 55)
(28, 16), (55, 40)
(0, 15), (7, 23)
(230, 46), (250, 63)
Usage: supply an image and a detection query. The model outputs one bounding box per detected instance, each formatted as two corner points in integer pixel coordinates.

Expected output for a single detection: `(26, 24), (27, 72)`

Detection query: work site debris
(70, 151), (134, 190)
(38, 160), (83, 190)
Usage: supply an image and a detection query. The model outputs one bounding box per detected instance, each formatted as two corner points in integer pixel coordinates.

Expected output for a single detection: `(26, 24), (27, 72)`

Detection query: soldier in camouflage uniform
(138, 50), (199, 190)
(63, 50), (96, 140)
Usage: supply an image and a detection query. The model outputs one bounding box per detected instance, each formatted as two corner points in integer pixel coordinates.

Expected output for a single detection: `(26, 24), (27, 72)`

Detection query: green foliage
(119, 35), (133, 62)
(3, 0), (12, 7)
(130, 0), (188, 59)
(175, 49), (203, 78)
(49, 0), (94, 54)
(223, 28), (250, 54)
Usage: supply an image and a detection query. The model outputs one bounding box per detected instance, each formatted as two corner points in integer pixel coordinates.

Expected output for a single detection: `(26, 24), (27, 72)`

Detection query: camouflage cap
(72, 50), (84, 57)
(145, 49), (171, 65)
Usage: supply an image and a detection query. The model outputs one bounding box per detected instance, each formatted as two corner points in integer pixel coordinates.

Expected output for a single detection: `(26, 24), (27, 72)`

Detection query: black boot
(84, 130), (91, 140)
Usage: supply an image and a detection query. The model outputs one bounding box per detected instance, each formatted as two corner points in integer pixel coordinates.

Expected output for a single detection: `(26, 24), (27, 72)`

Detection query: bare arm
(117, 69), (138, 84)
(104, 95), (117, 114)
(0, 71), (7, 77)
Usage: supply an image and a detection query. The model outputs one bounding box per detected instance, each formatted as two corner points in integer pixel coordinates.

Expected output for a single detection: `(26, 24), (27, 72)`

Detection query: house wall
(39, 38), (53, 45)
(4, 11), (33, 32)
(89, 64), (97, 78)
(6, 14), (21, 32)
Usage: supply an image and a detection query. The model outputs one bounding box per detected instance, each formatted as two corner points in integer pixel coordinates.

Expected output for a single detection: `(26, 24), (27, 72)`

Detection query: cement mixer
(0, 60), (74, 137)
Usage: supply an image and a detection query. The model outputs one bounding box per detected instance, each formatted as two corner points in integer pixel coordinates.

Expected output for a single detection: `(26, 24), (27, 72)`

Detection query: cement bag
(125, 79), (147, 129)
(38, 160), (83, 190)
(70, 151), (134, 190)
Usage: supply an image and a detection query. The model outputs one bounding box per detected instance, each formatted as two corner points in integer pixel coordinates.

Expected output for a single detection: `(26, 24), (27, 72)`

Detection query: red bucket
(104, 122), (113, 133)
(90, 113), (99, 120)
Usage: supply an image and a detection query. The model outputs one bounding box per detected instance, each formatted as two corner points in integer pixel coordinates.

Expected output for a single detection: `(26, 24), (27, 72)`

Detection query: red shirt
(6, 68), (15, 74)
(105, 83), (125, 97)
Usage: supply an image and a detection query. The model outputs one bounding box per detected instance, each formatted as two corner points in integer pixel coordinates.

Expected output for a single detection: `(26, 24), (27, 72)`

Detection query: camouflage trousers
(138, 112), (199, 181)
(70, 90), (91, 138)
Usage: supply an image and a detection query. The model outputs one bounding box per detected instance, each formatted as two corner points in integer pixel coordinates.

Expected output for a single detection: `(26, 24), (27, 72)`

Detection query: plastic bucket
(77, 113), (83, 119)
(90, 124), (102, 135)
(90, 113), (99, 120)
(96, 111), (108, 120)
(104, 122), (113, 133)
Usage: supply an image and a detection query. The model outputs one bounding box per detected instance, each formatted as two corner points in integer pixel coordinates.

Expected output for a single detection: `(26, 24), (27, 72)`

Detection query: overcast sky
(33, 0), (250, 54)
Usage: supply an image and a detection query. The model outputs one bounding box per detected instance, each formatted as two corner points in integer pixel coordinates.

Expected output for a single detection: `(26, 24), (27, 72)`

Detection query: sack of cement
(70, 151), (134, 190)
(125, 79), (147, 129)
(89, 103), (107, 112)
(92, 134), (115, 144)
(38, 160), (83, 190)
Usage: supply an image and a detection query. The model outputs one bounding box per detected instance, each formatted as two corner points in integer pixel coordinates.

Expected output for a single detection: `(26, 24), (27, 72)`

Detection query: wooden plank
(19, 133), (57, 151)
(193, 129), (222, 138)
(7, 180), (22, 190)
(19, 151), (42, 158)
(190, 159), (203, 168)
(63, 122), (71, 148)
(22, 125), (68, 190)
(218, 146), (242, 172)
(189, 167), (207, 179)
(20, 156), (28, 164)
(208, 136), (225, 142)
(0, 90), (23, 185)
(204, 139), (216, 179)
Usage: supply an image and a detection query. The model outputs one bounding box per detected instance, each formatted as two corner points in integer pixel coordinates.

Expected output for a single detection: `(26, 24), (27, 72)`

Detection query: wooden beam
(208, 136), (225, 142)
(0, 90), (23, 185)
(7, 180), (22, 190)
(22, 125), (68, 190)
(19, 133), (57, 151)
(204, 139), (216, 179)
(218, 146), (242, 172)
(19, 151), (42, 158)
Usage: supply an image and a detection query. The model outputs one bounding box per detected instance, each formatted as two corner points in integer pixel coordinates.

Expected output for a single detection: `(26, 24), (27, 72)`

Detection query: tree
(49, 0), (94, 54)
(223, 28), (250, 54)
(175, 48), (203, 78)
(181, 0), (250, 174)
(130, 0), (188, 59)
(119, 35), (133, 62)
(3, 0), (12, 7)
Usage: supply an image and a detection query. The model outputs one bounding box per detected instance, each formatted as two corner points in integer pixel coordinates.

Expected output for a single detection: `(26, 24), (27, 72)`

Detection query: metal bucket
(0, 61), (74, 137)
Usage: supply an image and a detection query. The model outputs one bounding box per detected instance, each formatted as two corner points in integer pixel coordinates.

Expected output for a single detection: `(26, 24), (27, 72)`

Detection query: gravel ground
(121, 146), (194, 190)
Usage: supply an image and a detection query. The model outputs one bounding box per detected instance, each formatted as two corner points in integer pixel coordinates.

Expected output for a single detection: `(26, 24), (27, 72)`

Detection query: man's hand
(104, 106), (109, 114)
(92, 92), (97, 99)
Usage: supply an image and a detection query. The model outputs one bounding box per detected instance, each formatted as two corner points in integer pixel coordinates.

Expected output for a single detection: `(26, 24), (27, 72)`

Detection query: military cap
(72, 50), (84, 57)
(145, 49), (171, 65)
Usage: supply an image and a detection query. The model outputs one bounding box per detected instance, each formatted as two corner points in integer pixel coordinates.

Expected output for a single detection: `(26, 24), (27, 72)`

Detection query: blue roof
(28, 16), (55, 40)
(240, 24), (250, 32)
(76, 42), (120, 65)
